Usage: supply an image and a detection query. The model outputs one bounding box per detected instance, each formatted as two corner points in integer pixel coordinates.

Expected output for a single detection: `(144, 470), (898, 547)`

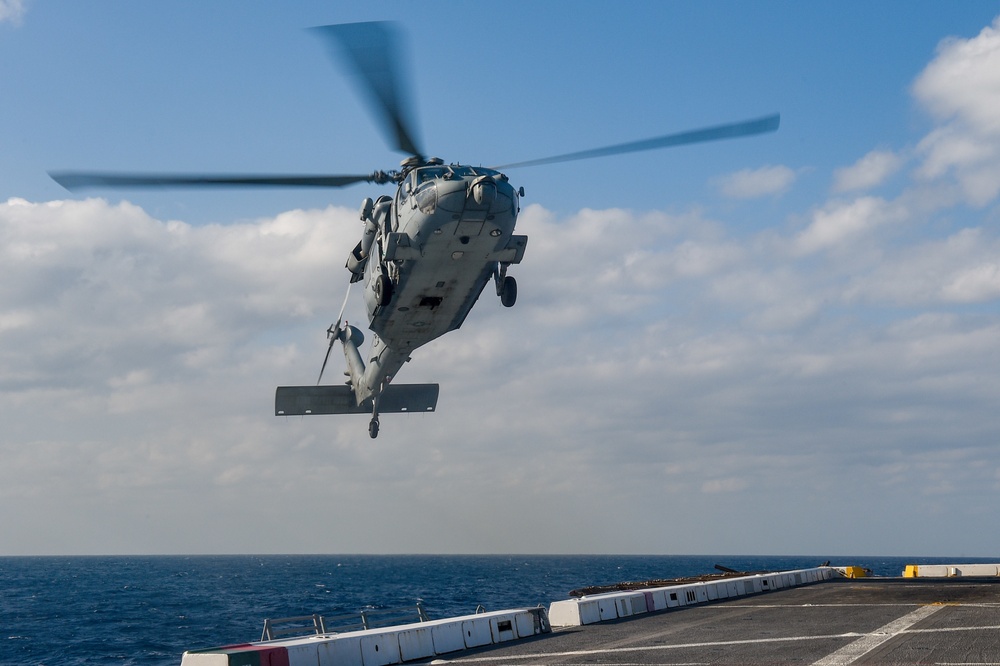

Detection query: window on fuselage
(448, 166), (476, 179)
(399, 171), (415, 207)
(417, 167), (447, 183)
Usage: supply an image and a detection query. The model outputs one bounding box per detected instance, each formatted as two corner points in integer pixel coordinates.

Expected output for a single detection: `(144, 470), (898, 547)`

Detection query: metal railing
(261, 603), (431, 641)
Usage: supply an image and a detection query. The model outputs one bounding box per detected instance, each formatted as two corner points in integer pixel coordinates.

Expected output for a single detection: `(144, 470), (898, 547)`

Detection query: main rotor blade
(314, 22), (423, 159)
(494, 114), (780, 170)
(50, 171), (381, 191)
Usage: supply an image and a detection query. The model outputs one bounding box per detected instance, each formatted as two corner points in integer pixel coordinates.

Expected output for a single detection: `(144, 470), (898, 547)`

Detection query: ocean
(2, 554), (997, 665)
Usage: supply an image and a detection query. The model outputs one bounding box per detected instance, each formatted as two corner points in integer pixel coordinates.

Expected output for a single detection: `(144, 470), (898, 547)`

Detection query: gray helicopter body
(366, 165), (524, 350)
(330, 164), (525, 426)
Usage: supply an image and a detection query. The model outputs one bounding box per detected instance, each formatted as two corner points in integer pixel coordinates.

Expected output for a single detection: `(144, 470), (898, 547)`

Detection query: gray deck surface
(431, 578), (1000, 665)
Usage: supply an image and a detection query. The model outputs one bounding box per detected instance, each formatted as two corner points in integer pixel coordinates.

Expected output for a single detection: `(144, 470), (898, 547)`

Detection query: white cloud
(943, 263), (1000, 303)
(5, 192), (1000, 555)
(716, 165), (796, 199)
(913, 17), (1000, 136)
(833, 150), (904, 193)
(913, 16), (1000, 206)
(846, 227), (1000, 306)
(793, 196), (903, 255)
(0, 0), (26, 25)
(0, 198), (356, 428)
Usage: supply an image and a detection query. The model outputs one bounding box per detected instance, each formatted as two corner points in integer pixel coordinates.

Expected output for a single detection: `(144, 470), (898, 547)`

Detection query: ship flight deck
(432, 577), (1000, 666)
(182, 566), (1000, 665)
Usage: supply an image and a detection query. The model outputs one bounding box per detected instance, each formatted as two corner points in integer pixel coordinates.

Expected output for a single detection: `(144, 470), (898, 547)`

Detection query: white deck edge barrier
(180, 607), (550, 666)
(903, 563), (1000, 578)
(180, 568), (839, 664)
(548, 566), (836, 627)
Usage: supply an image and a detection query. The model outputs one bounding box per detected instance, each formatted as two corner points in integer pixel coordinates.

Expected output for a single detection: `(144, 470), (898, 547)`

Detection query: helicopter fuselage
(341, 164), (527, 411)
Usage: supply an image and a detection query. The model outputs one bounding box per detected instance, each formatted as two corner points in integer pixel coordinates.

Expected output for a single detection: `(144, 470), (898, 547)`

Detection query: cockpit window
(412, 165), (501, 182)
(410, 164), (505, 185)
(399, 170), (415, 205)
(449, 166), (476, 178)
(417, 167), (448, 183)
(414, 181), (437, 214)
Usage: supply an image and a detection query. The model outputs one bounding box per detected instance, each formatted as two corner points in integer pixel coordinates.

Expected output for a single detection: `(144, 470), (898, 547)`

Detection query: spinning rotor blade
(314, 22), (423, 159)
(318, 284), (353, 385)
(50, 171), (383, 191)
(494, 114), (780, 170)
(317, 334), (337, 386)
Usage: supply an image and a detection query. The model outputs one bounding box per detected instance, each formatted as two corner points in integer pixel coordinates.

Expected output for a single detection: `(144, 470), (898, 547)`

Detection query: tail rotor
(317, 284), (352, 385)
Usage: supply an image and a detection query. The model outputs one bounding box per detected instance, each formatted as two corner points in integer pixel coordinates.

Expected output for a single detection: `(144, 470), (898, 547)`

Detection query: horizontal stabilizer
(275, 384), (439, 416)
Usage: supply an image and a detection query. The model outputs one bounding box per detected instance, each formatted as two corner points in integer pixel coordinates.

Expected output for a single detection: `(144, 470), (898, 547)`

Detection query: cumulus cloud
(0, 0), (26, 25)
(914, 17), (1000, 135)
(845, 228), (1000, 306)
(716, 164), (796, 198)
(793, 196), (904, 255)
(0, 198), (351, 393)
(833, 150), (904, 192)
(912, 16), (1000, 205)
(5, 189), (1000, 554)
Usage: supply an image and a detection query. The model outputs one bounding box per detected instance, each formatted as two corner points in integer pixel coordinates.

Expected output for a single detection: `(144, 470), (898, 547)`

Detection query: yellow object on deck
(843, 566), (868, 578)
(904, 565), (919, 578)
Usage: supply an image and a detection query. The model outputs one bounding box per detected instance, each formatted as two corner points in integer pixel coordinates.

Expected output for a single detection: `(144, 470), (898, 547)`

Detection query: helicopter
(50, 21), (779, 438)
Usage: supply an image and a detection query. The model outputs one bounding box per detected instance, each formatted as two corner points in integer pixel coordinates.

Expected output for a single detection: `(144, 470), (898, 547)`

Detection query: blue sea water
(2, 554), (998, 665)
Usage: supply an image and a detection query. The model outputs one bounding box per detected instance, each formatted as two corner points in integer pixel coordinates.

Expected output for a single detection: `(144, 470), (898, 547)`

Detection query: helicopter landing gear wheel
(374, 273), (393, 307)
(369, 417), (380, 439)
(500, 275), (517, 308)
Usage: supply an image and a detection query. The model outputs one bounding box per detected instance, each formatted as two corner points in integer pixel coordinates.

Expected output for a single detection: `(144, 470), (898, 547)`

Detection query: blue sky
(3, 2), (1000, 557)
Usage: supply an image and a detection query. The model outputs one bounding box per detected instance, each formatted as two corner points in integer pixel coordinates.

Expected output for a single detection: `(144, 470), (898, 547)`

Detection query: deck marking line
(810, 604), (943, 666)
(706, 602), (997, 609)
(438, 632), (867, 663)
(905, 624), (1000, 634)
(438, 609), (1000, 666)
